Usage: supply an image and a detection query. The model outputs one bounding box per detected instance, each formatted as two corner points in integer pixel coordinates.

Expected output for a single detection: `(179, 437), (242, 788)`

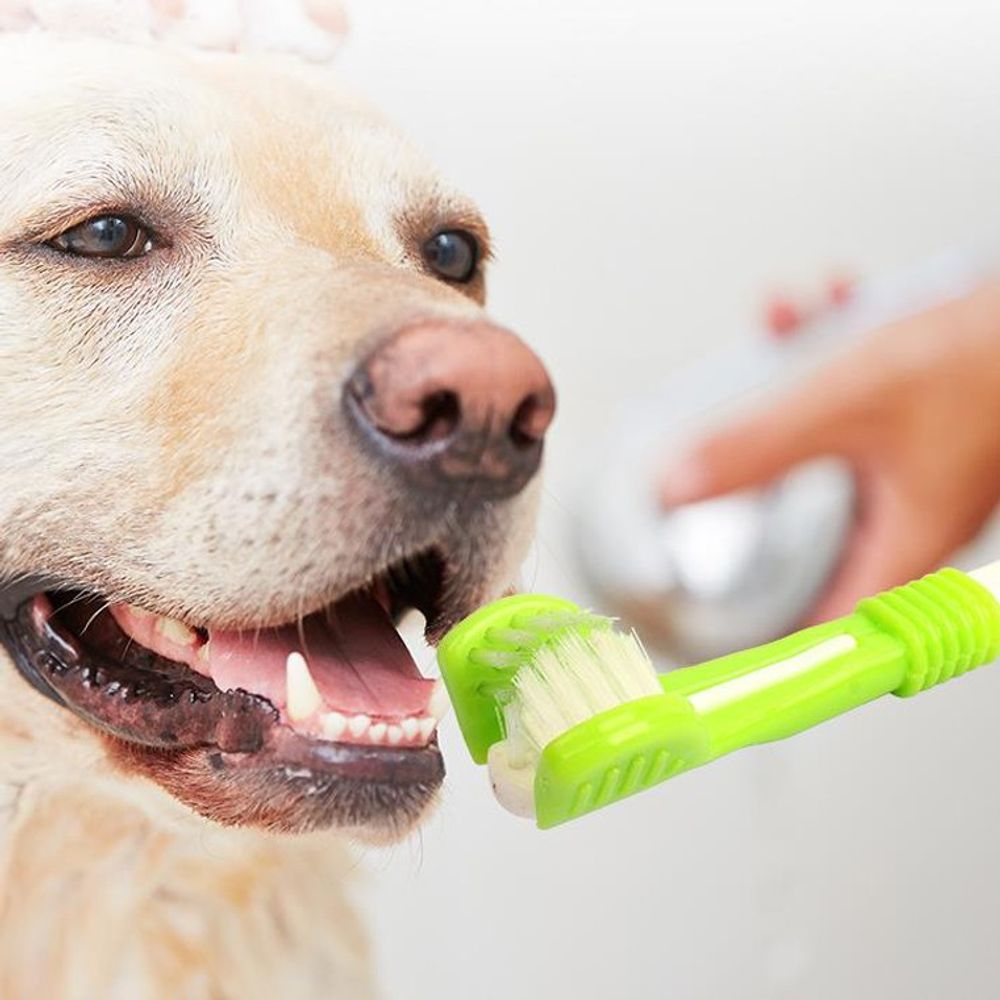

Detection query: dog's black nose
(345, 320), (555, 499)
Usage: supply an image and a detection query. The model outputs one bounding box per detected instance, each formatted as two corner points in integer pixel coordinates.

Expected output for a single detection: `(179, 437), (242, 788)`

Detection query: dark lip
(0, 574), (447, 790)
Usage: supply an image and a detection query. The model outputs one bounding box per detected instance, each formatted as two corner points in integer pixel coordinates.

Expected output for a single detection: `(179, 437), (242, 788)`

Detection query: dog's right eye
(48, 215), (153, 260)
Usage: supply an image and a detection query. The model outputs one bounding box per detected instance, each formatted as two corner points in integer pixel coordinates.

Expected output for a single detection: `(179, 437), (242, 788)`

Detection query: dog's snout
(345, 320), (555, 498)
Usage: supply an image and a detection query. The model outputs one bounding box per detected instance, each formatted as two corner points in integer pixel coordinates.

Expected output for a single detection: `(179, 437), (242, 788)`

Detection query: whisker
(79, 599), (113, 636)
(296, 589), (311, 660)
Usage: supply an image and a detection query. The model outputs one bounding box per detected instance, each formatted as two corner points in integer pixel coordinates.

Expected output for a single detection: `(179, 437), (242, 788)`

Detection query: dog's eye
(48, 215), (153, 260)
(423, 230), (478, 283)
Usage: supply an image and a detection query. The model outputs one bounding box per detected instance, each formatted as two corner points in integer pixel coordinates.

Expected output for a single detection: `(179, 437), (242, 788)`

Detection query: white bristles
(501, 628), (660, 766)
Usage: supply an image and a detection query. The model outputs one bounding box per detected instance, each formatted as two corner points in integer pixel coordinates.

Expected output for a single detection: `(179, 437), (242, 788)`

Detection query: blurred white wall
(338, 3), (1000, 997)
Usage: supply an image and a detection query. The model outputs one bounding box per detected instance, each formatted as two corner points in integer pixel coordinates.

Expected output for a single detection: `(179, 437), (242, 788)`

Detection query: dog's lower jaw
(0, 773), (377, 1000)
(0, 654), (378, 1000)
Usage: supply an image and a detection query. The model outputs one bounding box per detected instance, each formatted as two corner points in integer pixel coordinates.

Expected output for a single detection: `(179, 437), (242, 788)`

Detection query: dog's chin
(0, 547), (489, 838)
(111, 738), (444, 839)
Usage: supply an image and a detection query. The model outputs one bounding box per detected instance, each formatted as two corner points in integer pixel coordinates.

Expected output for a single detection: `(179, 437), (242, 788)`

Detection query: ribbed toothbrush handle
(856, 569), (1000, 697)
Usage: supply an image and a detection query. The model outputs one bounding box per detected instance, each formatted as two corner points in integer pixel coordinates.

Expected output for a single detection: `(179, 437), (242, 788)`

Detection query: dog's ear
(0, 0), (348, 64)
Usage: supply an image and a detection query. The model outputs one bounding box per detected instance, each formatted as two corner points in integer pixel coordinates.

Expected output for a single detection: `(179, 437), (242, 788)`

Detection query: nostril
(405, 390), (461, 444)
(509, 393), (550, 450)
(346, 322), (554, 498)
(346, 362), (461, 446)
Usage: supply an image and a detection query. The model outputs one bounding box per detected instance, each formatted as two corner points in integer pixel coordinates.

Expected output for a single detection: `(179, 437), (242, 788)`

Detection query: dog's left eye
(48, 215), (153, 260)
(423, 230), (479, 283)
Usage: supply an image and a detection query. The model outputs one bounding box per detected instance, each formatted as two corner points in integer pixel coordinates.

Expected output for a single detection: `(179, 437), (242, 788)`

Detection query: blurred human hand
(659, 282), (1000, 622)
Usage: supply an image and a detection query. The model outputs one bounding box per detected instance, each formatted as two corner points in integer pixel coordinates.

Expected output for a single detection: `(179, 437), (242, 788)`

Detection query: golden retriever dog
(0, 5), (554, 996)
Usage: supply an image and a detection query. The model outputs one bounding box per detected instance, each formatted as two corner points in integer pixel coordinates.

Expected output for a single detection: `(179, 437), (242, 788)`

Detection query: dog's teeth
(348, 714), (371, 738)
(400, 717), (420, 741)
(157, 616), (196, 647)
(286, 652), (322, 721)
(417, 716), (436, 742)
(386, 724), (404, 745)
(428, 681), (451, 721)
(369, 722), (387, 743)
(322, 711), (347, 741)
(124, 603), (154, 621)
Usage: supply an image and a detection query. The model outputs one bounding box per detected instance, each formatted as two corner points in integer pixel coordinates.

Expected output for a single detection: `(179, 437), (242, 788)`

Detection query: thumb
(658, 365), (864, 507)
(803, 477), (942, 624)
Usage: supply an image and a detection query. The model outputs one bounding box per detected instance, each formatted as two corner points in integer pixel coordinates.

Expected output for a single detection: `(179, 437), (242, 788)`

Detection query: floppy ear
(0, 0), (348, 63)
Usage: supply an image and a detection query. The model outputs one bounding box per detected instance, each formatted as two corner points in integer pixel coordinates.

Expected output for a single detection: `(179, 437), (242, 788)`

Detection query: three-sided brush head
(436, 594), (601, 764)
(437, 593), (709, 827)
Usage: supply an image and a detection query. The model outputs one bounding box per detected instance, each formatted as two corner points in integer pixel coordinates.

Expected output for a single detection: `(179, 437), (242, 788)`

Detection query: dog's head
(0, 34), (553, 838)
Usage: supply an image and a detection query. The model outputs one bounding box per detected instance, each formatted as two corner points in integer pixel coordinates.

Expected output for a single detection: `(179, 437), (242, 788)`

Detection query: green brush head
(437, 593), (709, 827)
(436, 594), (603, 764)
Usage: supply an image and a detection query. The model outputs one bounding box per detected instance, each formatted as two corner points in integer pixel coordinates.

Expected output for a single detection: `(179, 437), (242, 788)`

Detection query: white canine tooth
(124, 603), (154, 621)
(348, 714), (371, 738)
(428, 680), (451, 721)
(286, 652), (322, 721)
(417, 716), (436, 742)
(322, 711), (347, 741)
(386, 724), (404, 745)
(368, 722), (387, 743)
(157, 616), (196, 647)
(400, 717), (420, 741)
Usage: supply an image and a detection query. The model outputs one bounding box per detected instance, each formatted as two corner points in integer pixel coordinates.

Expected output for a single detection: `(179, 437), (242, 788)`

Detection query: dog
(0, 13), (553, 998)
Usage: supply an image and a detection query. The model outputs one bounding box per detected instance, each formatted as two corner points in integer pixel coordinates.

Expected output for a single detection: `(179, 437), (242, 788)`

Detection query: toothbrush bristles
(504, 627), (661, 764)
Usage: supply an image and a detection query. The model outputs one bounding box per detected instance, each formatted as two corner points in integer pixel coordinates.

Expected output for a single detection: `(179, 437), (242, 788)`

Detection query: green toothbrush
(437, 561), (1000, 829)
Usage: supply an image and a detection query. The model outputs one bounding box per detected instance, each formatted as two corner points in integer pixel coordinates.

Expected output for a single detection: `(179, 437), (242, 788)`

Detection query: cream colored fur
(0, 31), (537, 999)
(0, 629), (379, 999)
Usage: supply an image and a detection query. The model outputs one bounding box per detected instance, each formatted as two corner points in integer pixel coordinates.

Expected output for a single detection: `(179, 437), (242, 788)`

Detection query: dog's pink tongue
(206, 592), (433, 718)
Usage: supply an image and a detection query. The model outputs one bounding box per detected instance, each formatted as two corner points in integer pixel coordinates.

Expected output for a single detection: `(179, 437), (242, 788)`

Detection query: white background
(338, 3), (1000, 998)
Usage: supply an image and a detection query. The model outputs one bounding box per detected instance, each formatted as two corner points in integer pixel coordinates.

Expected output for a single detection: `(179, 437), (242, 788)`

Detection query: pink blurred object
(764, 272), (857, 341)
(764, 294), (805, 339)
(0, 0), (348, 62)
(826, 273), (855, 307)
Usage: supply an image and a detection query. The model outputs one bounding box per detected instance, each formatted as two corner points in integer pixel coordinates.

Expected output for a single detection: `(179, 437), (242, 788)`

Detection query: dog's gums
(0, 551), (458, 833)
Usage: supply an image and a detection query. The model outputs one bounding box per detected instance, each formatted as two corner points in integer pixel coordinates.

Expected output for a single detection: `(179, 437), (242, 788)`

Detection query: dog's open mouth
(0, 550), (457, 833)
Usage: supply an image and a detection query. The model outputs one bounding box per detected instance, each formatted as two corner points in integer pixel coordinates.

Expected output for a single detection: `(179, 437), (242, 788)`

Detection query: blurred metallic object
(574, 249), (993, 663)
